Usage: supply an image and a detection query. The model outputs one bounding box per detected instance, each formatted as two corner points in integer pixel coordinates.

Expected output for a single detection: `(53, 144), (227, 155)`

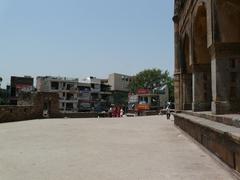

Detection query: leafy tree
(0, 89), (7, 105)
(129, 68), (174, 102)
(0, 77), (2, 88)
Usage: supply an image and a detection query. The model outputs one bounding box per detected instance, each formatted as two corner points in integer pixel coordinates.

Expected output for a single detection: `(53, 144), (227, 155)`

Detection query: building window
(62, 82), (66, 90)
(51, 82), (59, 90)
(231, 72), (237, 83)
(203, 73), (208, 81)
(66, 84), (74, 90)
(66, 103), (74, 111)
(230, 87), (236, 98)
(230, 59), (236, 69)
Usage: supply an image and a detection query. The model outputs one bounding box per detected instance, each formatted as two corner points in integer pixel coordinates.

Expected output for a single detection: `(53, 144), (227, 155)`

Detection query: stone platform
(183, 111), (240, 127)
(174, 111), (240, 174)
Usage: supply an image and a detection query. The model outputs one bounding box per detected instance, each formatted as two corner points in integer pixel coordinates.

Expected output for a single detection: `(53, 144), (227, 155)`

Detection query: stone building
(173, 0), (240, 114)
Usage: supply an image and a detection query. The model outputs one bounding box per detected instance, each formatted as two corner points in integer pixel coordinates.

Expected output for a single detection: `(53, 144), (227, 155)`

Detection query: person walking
(120, 108), (124, 117)
(166, 103), (171, 120)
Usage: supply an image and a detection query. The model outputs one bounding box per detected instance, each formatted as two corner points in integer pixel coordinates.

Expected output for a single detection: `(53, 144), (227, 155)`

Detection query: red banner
(137, 88), (150, 94)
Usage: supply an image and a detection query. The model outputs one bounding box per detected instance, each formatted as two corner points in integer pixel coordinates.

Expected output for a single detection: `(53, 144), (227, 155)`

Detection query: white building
(108, 73), (132, 92)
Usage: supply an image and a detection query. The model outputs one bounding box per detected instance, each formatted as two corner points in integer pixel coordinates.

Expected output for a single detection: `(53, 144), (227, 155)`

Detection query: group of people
(108, 106), (124, 118)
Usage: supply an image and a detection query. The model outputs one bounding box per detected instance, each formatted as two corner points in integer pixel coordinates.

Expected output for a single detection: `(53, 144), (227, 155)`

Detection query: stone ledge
(183, 110), (240, 128)
(174, 112), (240, 172)
(174, 113), (240, 142)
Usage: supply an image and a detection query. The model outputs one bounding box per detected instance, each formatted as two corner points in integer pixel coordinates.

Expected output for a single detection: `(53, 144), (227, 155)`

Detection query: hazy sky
(0, 0), (174, 87)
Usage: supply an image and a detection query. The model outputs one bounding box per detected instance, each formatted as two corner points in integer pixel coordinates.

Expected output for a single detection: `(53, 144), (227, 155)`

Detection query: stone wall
(0, 106), (36, 123)
(33, 92), (60, 118)
(0, 92), (114, 123)
(0, 92), (60, 123)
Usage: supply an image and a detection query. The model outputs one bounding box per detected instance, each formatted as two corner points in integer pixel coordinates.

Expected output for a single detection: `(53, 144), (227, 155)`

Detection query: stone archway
(211, 0), (240, 114)
(192, 4), (212, 111)
(216, 0), (240, 42)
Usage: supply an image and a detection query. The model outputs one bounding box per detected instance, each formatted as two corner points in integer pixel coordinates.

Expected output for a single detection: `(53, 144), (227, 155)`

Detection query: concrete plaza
(0, 116), (237, 180)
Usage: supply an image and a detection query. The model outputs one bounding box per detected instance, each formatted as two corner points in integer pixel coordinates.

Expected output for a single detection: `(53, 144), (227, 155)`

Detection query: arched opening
(216, 0), (240, 42)
(192, 5), (212, 111)
(182, 34), (192, 110)
(193, 6), (210, 64)
(183, 35), (190, 72)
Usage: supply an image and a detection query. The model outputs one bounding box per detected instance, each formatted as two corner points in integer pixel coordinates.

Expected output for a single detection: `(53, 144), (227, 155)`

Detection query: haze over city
(0, 0), (174, 87)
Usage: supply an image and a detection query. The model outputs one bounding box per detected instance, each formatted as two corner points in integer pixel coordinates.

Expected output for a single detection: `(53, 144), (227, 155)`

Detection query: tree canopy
(129, 68), (174, 102)
(0, 77), (2, 88)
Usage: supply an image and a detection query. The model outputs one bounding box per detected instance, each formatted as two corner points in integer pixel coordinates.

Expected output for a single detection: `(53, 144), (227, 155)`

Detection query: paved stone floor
(0, 116), (237, 180)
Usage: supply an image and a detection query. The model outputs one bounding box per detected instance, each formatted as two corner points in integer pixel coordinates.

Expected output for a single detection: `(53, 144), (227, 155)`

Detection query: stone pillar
(192, 64), (212, 111)
(211, 43), (240, 114)
(182, 73), (192, 110)
(173, 15), (182, 111)
(174, 74), (181, 111)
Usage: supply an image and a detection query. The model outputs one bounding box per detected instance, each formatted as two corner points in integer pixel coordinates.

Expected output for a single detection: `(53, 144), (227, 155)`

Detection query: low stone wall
(0, 92), (61, 123)
(174, 113), (240, 173)
(0, 106), (37, 123)
(0, 108), (110, 123)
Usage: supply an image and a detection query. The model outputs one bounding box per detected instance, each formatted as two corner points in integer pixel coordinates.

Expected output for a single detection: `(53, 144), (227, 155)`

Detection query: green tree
(129, 68), (174, 102)
(0, 77), (2, 88)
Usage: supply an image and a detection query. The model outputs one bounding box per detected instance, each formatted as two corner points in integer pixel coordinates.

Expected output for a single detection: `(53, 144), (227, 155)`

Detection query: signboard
(137, 88), (150, 95)
(16, 84), (33, 92)
(128, 95), (138, 103)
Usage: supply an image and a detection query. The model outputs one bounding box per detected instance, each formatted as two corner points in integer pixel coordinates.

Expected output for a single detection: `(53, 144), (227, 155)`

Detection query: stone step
(183, 110), (240, 128)
(174, 112), (240, 173)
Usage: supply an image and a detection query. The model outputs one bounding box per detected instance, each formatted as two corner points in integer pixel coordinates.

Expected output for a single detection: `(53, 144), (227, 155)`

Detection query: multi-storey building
(81, 77), (111, 112)
(36, 74), (133, 112)
(36, 76), (79, 113)
(77, 82), (91, 112)
(108, 73), (133, 105)
(9, 76), (34, 105)
(108, 73), (132, 92)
